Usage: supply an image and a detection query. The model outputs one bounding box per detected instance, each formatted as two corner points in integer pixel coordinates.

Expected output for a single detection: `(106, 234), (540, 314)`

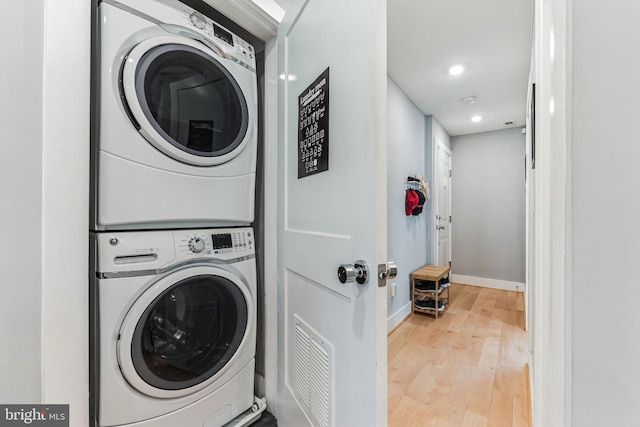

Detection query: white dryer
(91, 227), (256, 426)
(94, 0), (258, 230)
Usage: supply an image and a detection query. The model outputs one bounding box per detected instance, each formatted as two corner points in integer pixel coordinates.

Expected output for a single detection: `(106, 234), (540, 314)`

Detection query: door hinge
(449, 170), (452, 177)
(449, 215), (451, 223)
(449, 261), (452, 268)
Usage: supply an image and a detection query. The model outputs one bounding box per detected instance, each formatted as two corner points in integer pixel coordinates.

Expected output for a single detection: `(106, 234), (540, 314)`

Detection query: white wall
(386, 77), (428, 330)
(0, 0), (90, 424)
(570, 2), (640, 425)
(0, 0), (45, 402)
(450, 128), (526, 283)
(424, 116), (451, 264)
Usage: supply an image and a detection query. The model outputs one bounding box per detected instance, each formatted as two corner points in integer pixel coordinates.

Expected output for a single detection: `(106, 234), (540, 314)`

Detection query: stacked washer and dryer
(90, 1), (260, 426)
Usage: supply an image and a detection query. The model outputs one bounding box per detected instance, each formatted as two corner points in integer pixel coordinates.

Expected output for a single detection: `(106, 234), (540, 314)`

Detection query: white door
(275, 0), (388, 426)
(434, 139), (452, 267)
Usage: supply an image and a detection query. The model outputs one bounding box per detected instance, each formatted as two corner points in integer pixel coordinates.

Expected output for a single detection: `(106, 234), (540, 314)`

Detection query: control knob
(189, 12), (207, 30)
(188, 236), (206, 253)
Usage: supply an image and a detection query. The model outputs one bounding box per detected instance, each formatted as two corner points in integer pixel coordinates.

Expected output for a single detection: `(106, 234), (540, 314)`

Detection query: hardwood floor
(388, 284), (530, 427)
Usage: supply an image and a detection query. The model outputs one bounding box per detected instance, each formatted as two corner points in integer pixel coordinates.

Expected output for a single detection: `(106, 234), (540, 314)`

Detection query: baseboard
(387, 300), (412, 333)
(451, 274), (525, 292)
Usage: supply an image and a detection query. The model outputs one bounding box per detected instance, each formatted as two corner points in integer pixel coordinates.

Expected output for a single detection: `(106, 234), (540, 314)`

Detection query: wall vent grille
(293, 315), (333, 427)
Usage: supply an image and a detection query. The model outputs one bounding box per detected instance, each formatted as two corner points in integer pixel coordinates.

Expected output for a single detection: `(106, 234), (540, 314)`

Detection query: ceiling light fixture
(461, 96), (476, 104)
(471, 115), (482, 123)
(448, 65), (465, 76)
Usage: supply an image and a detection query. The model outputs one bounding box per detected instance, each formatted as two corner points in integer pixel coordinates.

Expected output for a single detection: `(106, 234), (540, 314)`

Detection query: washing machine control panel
(95, 228), (254, 273)
(177, 228), (254, 259)
(181, 7), (256, 69)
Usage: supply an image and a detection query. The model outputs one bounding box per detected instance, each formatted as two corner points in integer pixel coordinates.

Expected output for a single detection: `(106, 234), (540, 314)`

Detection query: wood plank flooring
(388, 284), (530, 427)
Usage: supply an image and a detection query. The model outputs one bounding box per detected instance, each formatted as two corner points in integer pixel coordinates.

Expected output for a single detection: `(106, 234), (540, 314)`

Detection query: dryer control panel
(181, 8), (256, 69)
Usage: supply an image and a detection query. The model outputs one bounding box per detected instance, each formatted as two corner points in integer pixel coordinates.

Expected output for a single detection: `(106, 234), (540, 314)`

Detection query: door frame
(432, 138), (452, 267)
(530, 0), (571, 425)
(239, 2), (574, 426)
(263, 36), (279, 412)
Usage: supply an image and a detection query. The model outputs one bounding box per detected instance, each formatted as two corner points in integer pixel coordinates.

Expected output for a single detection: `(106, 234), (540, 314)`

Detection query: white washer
(91, 227), (256, 426)
(94, 0), (258, 230)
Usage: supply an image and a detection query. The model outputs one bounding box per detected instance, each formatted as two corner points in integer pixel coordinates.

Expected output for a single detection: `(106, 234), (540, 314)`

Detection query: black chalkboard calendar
(298, 67), (330, 179)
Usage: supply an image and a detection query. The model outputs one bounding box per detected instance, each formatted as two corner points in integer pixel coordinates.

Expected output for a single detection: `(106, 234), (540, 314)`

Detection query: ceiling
(388, 0), (534, 136)
(267, 0), (534, 137)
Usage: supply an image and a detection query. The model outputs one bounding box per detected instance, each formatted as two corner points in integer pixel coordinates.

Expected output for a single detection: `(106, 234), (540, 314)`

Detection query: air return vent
(293, 315), (333, 427)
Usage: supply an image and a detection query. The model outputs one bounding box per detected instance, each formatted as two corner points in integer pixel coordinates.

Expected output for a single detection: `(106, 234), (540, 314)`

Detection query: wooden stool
(410, 265), (451, 318)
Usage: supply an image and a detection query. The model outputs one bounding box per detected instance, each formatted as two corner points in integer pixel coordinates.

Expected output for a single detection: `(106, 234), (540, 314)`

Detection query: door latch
(378, 262), (398, 287)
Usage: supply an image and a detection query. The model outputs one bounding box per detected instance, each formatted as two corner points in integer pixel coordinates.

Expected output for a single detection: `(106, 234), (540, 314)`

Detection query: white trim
(532, 0), (570, 425)
(262, 37), (279, 412)
(431, 136), (438, 264)
(451, 274), (525, 292)
(201, 0), (278, 41)
(41, 0), (90, 422)
(374, 1), (389, 423)
(563, 0), (574, 423)
(387, 301), (411, 333)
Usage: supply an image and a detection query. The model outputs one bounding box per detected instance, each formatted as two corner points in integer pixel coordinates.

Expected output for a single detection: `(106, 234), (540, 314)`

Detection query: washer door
(121, 35), (250, 166)
(118, 266), (250, 398)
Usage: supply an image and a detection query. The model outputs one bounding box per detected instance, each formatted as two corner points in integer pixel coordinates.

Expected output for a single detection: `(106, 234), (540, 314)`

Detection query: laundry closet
(88, 1), (268, 426)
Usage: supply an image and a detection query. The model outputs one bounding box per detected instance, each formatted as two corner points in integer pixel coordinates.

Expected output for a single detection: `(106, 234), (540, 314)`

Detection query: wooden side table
(410, 265), (451, 318)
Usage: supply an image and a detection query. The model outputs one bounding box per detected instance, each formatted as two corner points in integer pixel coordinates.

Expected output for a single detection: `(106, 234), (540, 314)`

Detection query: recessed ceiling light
(448, 65), (465, 76)
(471, 115), (482, 123)
(461, 96), (476, 104)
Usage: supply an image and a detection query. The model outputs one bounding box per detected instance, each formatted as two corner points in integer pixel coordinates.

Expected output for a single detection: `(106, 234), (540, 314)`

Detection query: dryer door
(121, 35), (251, 167)
(117, 265), (251, 398)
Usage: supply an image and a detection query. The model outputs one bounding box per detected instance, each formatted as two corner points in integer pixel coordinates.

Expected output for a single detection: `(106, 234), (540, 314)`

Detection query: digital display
(213, 24), (234, 46)
(212, 233), (233, 249)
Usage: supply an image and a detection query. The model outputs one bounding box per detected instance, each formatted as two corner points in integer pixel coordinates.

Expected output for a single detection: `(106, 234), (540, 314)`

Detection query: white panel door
(435, 140), (452, 267)
(276, 1), (388, 426)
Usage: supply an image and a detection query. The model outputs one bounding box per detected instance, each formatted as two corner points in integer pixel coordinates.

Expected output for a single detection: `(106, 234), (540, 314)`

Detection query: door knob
(337, 260), (369, 285)
(378, 262), (398, 287)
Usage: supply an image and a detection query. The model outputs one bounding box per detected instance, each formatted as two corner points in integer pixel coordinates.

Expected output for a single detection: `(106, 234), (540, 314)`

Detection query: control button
(247, 231), (252, 237)
(109, 237), (119, 246)
(188, 236), (206, 253)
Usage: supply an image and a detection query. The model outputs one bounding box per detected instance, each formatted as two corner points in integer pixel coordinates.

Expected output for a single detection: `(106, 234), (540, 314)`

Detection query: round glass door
(121, 36), (250, 166)
(118, 268), (249, 397)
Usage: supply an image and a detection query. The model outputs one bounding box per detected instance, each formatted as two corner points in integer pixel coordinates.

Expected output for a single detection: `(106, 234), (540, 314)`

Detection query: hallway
(388, 284), (530, 427)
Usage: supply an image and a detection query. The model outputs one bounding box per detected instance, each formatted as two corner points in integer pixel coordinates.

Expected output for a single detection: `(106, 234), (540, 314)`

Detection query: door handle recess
(378, 262), (398, 287)
(337, 260), (369, 285)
